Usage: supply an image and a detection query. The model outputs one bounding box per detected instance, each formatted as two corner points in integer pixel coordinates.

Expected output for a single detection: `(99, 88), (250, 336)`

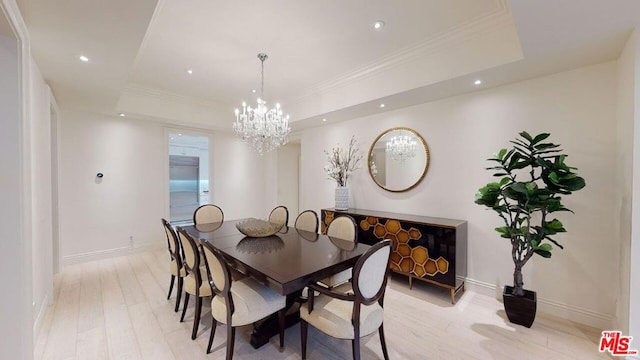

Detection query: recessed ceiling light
(373, 21), (385, 30)
(322, 118), (327, 122)
(251, 89), (257, 93)
(379, 103), (385, 108)
(118, 113), (125, 117)
(79, 55), (89, 62)
(187, 69), (193, 74)
(178, 133), (182, 136)
(474, 79), (482, 85)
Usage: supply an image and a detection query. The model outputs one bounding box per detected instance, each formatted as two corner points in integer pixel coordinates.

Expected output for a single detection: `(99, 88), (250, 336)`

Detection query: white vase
(335, 186), (349, 210)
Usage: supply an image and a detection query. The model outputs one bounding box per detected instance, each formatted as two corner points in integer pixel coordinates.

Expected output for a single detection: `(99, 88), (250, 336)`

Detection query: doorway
(168, 132), (210, 222)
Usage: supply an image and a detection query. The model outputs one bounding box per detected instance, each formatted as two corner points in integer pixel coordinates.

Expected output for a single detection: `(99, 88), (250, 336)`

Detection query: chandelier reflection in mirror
(386, 134), (417, 162)
(234, 53), (291, 155)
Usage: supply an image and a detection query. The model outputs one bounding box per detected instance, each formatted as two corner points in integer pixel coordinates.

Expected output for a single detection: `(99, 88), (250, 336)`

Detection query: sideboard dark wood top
(325, 208), (466, 228)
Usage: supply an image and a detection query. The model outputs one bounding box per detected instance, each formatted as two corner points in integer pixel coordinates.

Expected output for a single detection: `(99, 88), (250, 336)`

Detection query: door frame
(163, 127), (214, 222)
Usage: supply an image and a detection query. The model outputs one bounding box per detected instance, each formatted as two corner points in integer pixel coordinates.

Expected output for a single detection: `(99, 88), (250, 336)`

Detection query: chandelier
(386, 134), (417, 162)
(234, 53), (291, 155)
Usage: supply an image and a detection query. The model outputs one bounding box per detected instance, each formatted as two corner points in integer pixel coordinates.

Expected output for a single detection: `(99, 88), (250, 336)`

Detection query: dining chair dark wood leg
(379, 324), (389, 360)
(352, 337), (361, 360)
(352, 325), (361, 360)
(192, 296), (202, 339)
(226, 325), (235, 360)
(180, 293), (190, 322)
(207, 318), (218, 354)
(167, 275), (175, 300)
(300, 319), (308, 360)
(174, 277), (183, 312)
(278, 308), (285, 350)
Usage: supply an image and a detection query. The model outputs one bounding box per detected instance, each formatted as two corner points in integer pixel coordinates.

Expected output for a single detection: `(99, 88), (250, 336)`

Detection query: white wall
(58, 110), (273, 262)
(29, 57), (54, 335)
(628, 28), (640, 349)
(300, 61), (619, 328)
(59, 110), (166, 261)
(0, 29), (31, 358)
(615, 29), (635, 334)
(277, 143), (301, 224)
(210, 132), (274, 221)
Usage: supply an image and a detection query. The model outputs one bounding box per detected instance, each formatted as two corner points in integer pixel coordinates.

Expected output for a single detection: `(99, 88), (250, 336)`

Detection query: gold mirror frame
(368, 127), (430, 192)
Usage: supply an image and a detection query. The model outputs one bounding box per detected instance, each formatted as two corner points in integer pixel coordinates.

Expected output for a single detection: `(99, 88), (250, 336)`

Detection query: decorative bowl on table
(235, 218), (284, 237)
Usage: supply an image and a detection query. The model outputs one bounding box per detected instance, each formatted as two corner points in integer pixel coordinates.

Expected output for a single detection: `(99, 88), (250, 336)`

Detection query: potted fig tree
(474, 131), (585, 327)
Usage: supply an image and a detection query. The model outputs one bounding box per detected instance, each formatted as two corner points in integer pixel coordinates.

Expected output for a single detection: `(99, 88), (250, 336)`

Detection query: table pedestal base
(250, 294), (301, 349)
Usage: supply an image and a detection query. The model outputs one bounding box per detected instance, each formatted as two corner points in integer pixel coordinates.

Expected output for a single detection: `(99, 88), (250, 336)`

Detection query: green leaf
(543, 219), (566, 234)
(497, 148), (507, 161)
(519, 131), (533, 142)
(509, 182), (528, 194)
(534, 249), (552, 258)
(537, 243), (553, 252)
(495, 226), (511, 238)
(534, 143), (560, 151)
(531, 133), (551, 145)
(563, 177), (586, 191)
(525, 182), (537, 192)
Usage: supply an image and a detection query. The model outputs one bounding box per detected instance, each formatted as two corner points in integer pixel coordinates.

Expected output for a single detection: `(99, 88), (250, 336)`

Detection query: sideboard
(321, 208), (467, 304)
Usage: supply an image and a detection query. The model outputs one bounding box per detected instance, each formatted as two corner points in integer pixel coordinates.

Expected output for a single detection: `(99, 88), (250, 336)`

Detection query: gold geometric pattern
(361, 216), (449, 277)
(436, 256), (449, 274)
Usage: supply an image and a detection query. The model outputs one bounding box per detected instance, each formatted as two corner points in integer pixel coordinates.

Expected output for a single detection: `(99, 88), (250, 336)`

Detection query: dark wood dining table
(179, 219), (371, 347)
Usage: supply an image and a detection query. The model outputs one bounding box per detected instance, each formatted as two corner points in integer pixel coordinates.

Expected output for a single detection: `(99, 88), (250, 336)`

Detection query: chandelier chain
(258, 53), (267, 98)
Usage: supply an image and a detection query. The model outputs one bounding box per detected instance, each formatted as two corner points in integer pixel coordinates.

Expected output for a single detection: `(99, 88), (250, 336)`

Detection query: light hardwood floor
(35, 249), (610, 359)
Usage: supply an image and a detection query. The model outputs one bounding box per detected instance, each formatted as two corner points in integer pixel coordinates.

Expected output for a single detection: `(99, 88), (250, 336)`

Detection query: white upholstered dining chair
(200, 241), (287, 359)
(161, 218), (186, 312)
(294, 210), (319, 233)
(193, 204), (224, 225)
(177, 227), (212, 340)
(300, 239), (392, 360)
(268, 205), (289, 227)
(318, 215), (358, 288)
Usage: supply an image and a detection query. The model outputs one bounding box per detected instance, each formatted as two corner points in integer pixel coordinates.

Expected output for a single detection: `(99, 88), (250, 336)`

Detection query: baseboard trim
(62, 242), (162, 266)
(461, 277), (613, 330)
(33, 293), (49, 340)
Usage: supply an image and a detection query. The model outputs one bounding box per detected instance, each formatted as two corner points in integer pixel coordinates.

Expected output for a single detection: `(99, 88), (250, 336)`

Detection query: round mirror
(368, 127), (429, 192)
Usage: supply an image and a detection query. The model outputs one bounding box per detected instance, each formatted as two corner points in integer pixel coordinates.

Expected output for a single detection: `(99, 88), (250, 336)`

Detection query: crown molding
(122, 83), (231, 111)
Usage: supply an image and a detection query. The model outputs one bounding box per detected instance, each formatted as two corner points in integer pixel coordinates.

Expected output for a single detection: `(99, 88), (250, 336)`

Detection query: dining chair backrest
(327, 215), (357, 243)
(162, 218), (181, 263)
(201, 241), (232, 301)
(193, 204), (224, 225)
(294, 210), (318, 233)
(352, 239), (392, 304)
(177, 227), (200, 274)
(269, 206), (289, 226)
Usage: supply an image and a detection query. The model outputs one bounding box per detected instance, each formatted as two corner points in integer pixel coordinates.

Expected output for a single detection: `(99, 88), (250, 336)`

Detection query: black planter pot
(503, 285), (537, 328)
